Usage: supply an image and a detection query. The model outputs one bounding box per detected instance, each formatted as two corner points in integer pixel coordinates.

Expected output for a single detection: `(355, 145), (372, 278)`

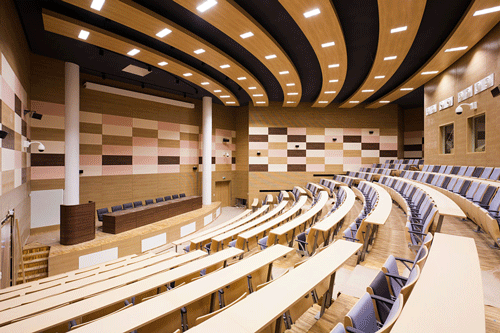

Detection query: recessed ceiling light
(362, 90), (374, 92)
(197, 0), (217, 13)
(201, 82), (209, 85)
(183, 73), (192, 77)
(253, 94), (263, 97)
(78, 30), (89, 40)
(287, 92), (298, 96)
(390, 26), (407, 33)
(256, 101), (266, 104)
(90, 0), (105, 11)
(237, 77), (247, 80)
(304, 8), (321, 18)
(329, 79), (339, 83)
(214, 89), (222, 92)
(226, 101), (236, 104)
(400, 88), (413, 91)
(328, 64), (339, 68)
(249, 87), (257, 90)
(158, 61), (168, 66)
(445, 46), (468, 52)
(220, 95), (230, 98)
(240, 32), (254, 39)
(325, 91), (336, 94)
(374, 76), (385, 79)
(421, 71), (439, 75)
(380, 101), (390, 103)
(287, 101), (296, 104)
(349, 101), (359, 103)
(156, 28), (172, 38)
(474, 6), (500, 16)
(194, 49), (205, 54)
(322, 41), (335, 48)
(287, 83), (295, 86)
(279, 71), (289, 75)
(265, 54), (277, 59)
(220, 64), (230, 69)
(384, 56), (397, 61)
(318, 101), (328, 104)
(127, 49), (140, 56)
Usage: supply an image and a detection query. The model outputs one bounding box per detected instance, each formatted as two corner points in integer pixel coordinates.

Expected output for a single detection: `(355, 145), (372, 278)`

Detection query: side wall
(403, 107), (424, 159)
(247, 103), (402, 201)
(0, 0), (32, 286)
(424, 21), (500, 166)
(30, 55), (238, 224)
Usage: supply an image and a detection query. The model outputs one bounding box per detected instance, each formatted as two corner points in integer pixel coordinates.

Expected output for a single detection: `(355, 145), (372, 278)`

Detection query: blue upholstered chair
(123, 202), (133, 210)
(156, 197), (164, 203)
(96, 208), (109, 221)
(145, 199), (154, 205)
(111, 205), (122, 212)
(133, 201), (143, 208)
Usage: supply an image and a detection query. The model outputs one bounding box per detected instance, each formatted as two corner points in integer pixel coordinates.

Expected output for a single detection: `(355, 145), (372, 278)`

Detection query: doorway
(215, 181), (231, 207)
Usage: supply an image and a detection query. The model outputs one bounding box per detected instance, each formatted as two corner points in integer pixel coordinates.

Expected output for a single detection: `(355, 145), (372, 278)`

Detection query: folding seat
(441, 176), (451, 189)
(457, 166), (467, 176)
(432, 165), (440, 172)
(443, 165), (453, 174)
(472, 167), (485, 178)
(464, 166), (476, 177)
(458, 180), (472, 197)
(478, 186), (497, 209)
(465, 181), (480, 200)
(471, 183), (489, 204)
(489, 167), (500, 181)
(452, 179), (465, 194)
(437, 165), (446, 173)
(446, 177), (458, 191)
(450, 166), (460, 175)
(480, 167), (493, 179)
(406, 207), (438, 247)
(180, 193), (186, 198)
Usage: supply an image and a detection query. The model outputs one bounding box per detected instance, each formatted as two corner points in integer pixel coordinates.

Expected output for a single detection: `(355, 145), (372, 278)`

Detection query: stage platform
(28, 202), (221, 276)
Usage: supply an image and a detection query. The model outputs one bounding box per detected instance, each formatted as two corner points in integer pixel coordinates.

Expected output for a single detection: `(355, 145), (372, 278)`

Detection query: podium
(60, 202), (95, 245)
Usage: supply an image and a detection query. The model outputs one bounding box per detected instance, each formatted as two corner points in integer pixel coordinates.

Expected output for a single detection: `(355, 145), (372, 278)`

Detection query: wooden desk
(0, 250), (207, 324)
(307, 186), (355, 254)
(188, 240), (362, 333)
(0, 251), (179, 310)
(0, 248), (244, 332)
(267, 191), (329, 247)
(401, 178), (466, 232)
(102, 196), (202, 234)
(68, 245), (293, 333)
(236, 196), (308, 251)
(392, 233), (484, 333)
(189, 205), (269, 251)
(172, 209), (251, 252)
(211, 201), (286, 252)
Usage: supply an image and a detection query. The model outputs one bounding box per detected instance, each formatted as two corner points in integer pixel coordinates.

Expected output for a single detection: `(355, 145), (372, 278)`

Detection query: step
(23, 251), (49, 261)
(22, 246), (50, 255)
(18, 266), (48, 276)
(16, 272), (48, 284)
(19, 257), (48, 266)
(19, 259), (48, 270)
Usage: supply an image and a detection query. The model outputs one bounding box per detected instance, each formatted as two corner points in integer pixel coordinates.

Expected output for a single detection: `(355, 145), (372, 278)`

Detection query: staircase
(17, 243), (50, 284)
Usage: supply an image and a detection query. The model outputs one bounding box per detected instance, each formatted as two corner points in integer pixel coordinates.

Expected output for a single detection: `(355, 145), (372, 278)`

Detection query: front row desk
(102, 196), (202, 234)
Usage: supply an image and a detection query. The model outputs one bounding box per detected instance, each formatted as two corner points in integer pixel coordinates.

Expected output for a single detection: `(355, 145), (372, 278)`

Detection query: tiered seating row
(345, 171), (374, 181)
(420, 164), (500, 181)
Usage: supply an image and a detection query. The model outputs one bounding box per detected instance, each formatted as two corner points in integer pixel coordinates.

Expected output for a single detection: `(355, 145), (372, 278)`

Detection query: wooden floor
(274, 198), (500, 333)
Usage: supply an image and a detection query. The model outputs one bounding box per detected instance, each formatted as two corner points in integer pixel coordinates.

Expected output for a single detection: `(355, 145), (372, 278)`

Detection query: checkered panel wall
(249, 127), (398, 172)
(0, 53), (29, 195)
(30, 101), (236, 181)
(404, 130), (424, 159)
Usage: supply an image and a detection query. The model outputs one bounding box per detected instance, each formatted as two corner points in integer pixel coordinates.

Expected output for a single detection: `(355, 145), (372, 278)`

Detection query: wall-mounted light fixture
(0, 131), (8, 139)
(24, 110), (43, 120)
(455, 102), (477, 115)
(23, 140), (46, 152)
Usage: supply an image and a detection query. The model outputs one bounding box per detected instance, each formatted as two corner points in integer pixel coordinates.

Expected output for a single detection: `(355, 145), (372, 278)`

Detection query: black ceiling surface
(14, 0), (474, 108)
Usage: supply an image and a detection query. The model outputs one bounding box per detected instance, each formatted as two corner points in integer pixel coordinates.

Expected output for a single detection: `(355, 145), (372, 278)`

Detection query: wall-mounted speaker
(491, 86), (500, 97)
(222, 138), (230, 143)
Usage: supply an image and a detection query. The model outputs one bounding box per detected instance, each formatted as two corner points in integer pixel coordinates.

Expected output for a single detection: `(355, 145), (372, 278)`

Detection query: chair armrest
(370, 294), (395, 306)
(343, 235), (360, 242)
(384, 272), (408, 283)
(407, 230), (427, 236)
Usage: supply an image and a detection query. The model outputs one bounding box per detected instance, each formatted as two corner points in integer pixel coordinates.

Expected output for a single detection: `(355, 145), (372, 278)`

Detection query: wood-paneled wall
(424, 21), (500, 166)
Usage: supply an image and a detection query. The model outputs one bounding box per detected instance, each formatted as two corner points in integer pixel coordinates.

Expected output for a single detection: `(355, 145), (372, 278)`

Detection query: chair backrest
(452, 179), (465, 193)
(443, 165), (452, 174)
(172, 194), (179, 199)
(447, 177), (458, 191)
(437, 165), (446, 173)
(450, 166), (460, 175)
(472, 183), (488, 202)
(194, 292), (247, 326)
(133, 201), (142, 208)
(377, 294), (404, 333)
(123, 202), (133, 210)
(489, 167), (500, 181)
(464, 166), (475, 177)
(465, 181), (480, 200)
(480, 186), (497, 207)
(441, 176), (451, 189)
(472, 166), (484, 178)
(367, 271), (393, 322)
(432, 165), (440, 172)
(459, 180), (472, 196)
(400, 265), (420, 304)
(344, 293), (379, 332)
(111, 205), (122, 212)
(422, 232), (433, 249)
(413, 245), (429, 270)
(96, 208), (109, 221)
(179, 193), (186, 198)
(488, 190), (500, 213)
(330, 323), (346, 333)
(457, 166), (467, 176)
(165, 196), (172, 201)
(145, 199), (154, 205)
(480, 167), (493, 179)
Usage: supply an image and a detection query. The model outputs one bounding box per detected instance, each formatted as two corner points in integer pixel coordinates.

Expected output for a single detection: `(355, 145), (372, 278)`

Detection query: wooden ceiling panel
(170, 0), (302, 107)
(62, 0), (267, 106)
(367, 0), (500, 108)
(340, 0), (426, 108)
(42, 10), (240, 106)
(278, 0), (347, 107)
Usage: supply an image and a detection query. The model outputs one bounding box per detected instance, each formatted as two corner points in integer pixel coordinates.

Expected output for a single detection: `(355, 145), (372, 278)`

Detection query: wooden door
(215, 181), (231, 207)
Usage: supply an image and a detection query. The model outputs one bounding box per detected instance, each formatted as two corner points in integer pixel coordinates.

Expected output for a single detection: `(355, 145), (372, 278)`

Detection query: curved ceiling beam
(367, 0), (500, 108)
(339, 0), (426, 108)
(170, 0), (301, 107)
(278, 0), (347, 107)
(42, 11), (239, 106)
(61, 0), (267, 106)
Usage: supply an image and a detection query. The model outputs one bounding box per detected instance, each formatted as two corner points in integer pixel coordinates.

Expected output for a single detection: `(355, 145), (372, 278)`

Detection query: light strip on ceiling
(197, 0), (217, 13)
(421, 71), (439, 75)
(201, 82), (209, 85)
(194, 49), (205, 54)
(279, 71), (289, 75)
(158, 61), (168, 66)
(400, 88), (413, 91)
(237, 77), (247, 80)
(390, 26), (408, 33)
(328, 64), (339, 68)
(127, 49), (140, 56)
(445, 46), (468, 52)
(78, 30), (89, 40)
(265, 54), (277, 59)
(380, 101), (390, 103)
(374, 76), (385, 79)
(240, 32), (254, 39)
(83, 82), (194, 108)
(90, 0), (105, 11)
(322, 41), (335, 48)
(362, 90), (374, 92)
(329, 79), (338, 83)
(473, 6), (500, 16)
(220, 64), (230, 69)
(286, 83), (295, 86)
(156, 28), (172, 38)
(304, 8), (321, 18)
(384, 56), (397, 60)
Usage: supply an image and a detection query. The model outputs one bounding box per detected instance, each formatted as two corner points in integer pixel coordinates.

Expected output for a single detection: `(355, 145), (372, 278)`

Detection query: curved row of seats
(333, 174), (356, 187)
(420, 164), (500, 181)
(96, 193), (187, 221)
(359, 167), (392, 176)
(343, 182), (379, 244)
(399, 170), (500, 248)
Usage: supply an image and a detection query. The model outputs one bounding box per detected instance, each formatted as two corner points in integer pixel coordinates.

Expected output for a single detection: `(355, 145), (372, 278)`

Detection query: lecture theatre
(0, 0), (499, 332)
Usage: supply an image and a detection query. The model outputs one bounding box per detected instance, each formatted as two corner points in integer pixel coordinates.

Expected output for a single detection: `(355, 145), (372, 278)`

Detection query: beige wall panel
(30, 127), (65, 141)
(31, 54), (64, 104)
(31, 179), (65, 191)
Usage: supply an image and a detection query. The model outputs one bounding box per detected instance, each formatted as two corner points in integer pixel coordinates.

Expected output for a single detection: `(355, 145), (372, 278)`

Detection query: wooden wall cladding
(60, 201), (95, 245)
(424, 21), (500, 166)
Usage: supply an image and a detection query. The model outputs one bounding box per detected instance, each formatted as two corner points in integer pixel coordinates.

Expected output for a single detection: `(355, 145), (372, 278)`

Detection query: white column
(202, 97), (212, 206)
(64, 62), (80, 205)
